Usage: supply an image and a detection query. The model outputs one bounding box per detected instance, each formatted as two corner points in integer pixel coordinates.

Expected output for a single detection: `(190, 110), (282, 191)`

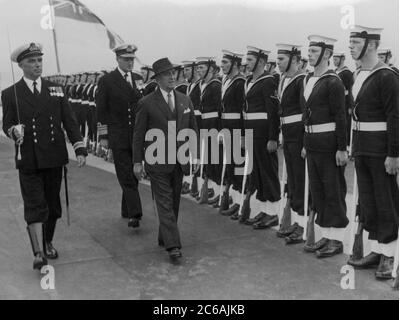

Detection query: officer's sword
(64, 166), (71, 226)
(6, 27), (23, 161)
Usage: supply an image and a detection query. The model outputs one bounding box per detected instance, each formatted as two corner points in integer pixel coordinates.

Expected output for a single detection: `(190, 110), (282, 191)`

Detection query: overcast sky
(0, 0), (398, 88)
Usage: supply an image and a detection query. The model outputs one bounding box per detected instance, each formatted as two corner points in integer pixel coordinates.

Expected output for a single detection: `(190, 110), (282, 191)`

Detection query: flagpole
(49, 0), (61, 73)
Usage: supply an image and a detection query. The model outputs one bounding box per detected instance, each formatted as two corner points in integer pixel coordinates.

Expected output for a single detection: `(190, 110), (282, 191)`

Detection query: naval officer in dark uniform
(1, 43), (87, 270)
(96, 44), (143, 229)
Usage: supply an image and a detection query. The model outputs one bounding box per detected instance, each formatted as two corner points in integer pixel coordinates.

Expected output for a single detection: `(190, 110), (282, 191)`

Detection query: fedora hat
(151, 58), (177, 79)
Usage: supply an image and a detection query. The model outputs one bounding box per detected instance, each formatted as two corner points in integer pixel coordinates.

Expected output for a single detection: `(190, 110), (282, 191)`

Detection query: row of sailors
(44, 26), (399, 285)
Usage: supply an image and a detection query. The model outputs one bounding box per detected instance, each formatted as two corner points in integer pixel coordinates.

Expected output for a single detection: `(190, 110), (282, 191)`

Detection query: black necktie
(33, 81), (39, 96)
(124, 73), (132, 88)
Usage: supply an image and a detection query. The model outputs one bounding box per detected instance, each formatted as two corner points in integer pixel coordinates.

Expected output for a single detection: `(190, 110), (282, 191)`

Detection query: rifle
(303, 159), (310, 241)
(218, 136), (227, 208)
(393, 175), (399, 289)
(238, 151), (251, 223)
(198, 139), (208, 204)
(279, 158), (291, 231)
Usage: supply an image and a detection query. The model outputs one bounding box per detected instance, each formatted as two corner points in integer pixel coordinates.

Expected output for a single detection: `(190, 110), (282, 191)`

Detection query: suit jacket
(96, 68), (143, 149)
(301, 70), (347, 153)
(133, 88), (199, 175)
(352, 62), (399, 158)
(1, 78), (87, 170)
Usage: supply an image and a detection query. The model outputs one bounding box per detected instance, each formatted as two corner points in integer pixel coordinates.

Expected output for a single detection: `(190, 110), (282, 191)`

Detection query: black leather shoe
(208, 189), (215, 199)
(348, 252), (381, 269)
(253, 215), (279, 230)
(128, 218), (140, 229)
(277, 223), (298, 238)
(168, 248), (183, 260)
(244, 212), (267, 226)
(33, 254), (48, 271)
(285, 226), (304, 245)
(190, 192), (199, 198)
(45, 242), (59, 260)
(208, 195), (220, 206)
(230, 211), (240, 220)
(316, 240), (344, 259)
(221, 204), (240, 217)
(304, 238), (329, 253)
(375, 255), (394, 280)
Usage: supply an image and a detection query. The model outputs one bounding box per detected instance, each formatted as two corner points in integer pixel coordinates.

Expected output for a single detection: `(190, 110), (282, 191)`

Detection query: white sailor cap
(246, 46), (270, 60)
(308, 35), (337, 50)
(267, 57), (277, 65)
(196, 57), (217, 66)
(350, 26), (383, 40)
(222, 50), (244, 62)
(141, 65), (153, 71)
(276, 43), (302, 56)
(378, 47), (392, 55)
(113, 44), (137, 58)
(182, 60), (197, 68)
(333, 52), (346, 58)
(11, 42), (43, 63)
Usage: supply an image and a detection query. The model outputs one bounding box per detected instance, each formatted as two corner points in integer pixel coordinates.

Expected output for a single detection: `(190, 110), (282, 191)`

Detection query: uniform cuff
(388, 146), (399, 158)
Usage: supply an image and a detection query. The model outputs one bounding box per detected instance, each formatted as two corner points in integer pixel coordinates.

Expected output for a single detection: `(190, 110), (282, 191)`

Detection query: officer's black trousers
(307, 151), (348, 228)
(148, 165), (183, 251)
(87, 106), (97, 142)
(19, 167), (62, 242)
(355, 156), (399, 244)
(112, 148), (143, 219)
(284, 142), (305, 216)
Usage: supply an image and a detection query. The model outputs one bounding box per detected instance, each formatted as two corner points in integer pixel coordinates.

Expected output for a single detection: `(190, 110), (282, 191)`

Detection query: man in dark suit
(133, 58), (199, 261)
(96, 44), (143, 229)
(2, 42), (87, 271)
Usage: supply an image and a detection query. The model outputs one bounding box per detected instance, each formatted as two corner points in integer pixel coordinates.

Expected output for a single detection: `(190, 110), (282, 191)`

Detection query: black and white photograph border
(0, 0), (399, 303)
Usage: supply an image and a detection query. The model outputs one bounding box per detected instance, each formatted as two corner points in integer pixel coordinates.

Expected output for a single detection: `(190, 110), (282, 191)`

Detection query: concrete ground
(0, 135), (398, 300)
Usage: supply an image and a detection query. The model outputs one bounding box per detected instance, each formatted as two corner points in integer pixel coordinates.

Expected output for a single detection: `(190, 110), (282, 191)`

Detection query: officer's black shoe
(45, 243), (59, 260)
(316, 240), (343, 259)
(285, 226), (304, 245)
(181, 187), (191, 195)
(191, 191), (199, 198)
(208, 195), (220, 206)
(128, 218), (140, 229)
(253, 215), (279, 229)
(375, 255), (394, 280)
(277, 223), (299, 238)
(33, 254), (48, 271)
(244, 212), (267, 226)
(221, 204), (240, 217)
(304, 238), (329, 253)
(348, 252), (381, 269)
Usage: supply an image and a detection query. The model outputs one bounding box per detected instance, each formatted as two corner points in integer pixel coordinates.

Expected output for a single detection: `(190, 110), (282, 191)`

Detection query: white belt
(353, 121), (387, 132)
(345, 90), (349, 96)
(281, 114), (302, 125)
(194, 110), (202, 116)
(243, 112), (268, 120)
(89, 102), (96, 107)
(201, 112), (219, 120)
(81, 101), (89, 105)
(305, 123), (336, 133)
(221, 113), (241, 120)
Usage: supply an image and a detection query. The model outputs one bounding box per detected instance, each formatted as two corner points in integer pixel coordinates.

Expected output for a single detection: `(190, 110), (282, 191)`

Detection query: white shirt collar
(23, 77), (42, 93)
(118, 67), (132, 82)
(159, 87), (175, 103)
